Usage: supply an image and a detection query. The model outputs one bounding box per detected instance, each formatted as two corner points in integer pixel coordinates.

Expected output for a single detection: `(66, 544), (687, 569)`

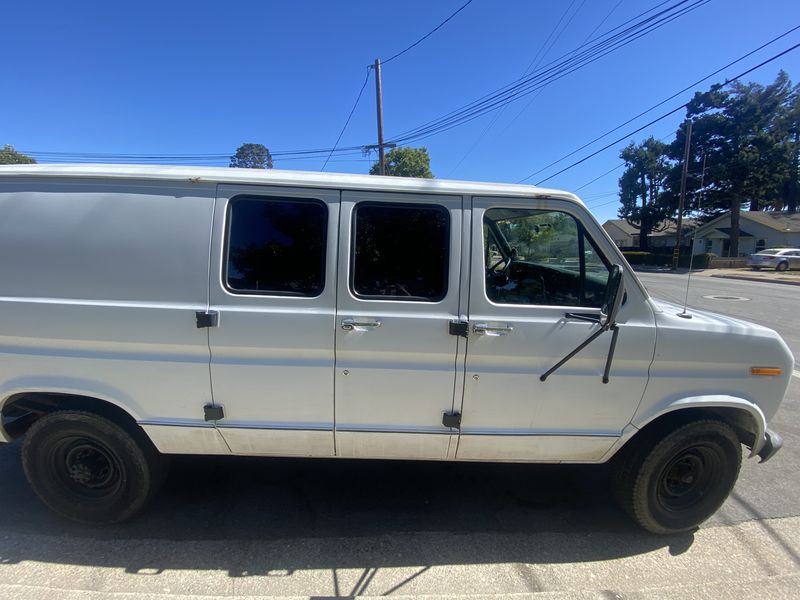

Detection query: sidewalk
(707, 268), (800, 286)
(632, 266), (800, 286)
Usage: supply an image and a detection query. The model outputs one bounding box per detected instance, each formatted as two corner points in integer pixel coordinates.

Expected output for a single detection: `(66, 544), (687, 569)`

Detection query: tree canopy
(617, 137), (672, 251)
(370, 146), (434, 178)
(0, 145), (36, 165)
(230, 143), (273, 169)
(616, 71), (799, 257)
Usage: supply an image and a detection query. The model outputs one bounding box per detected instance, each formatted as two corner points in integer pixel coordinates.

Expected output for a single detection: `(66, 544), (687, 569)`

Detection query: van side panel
(0, 179), (228, 453)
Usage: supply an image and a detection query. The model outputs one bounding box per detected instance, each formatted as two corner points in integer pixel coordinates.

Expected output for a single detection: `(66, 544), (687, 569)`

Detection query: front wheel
(613, 420), (741, 534)
(22, 410), (167, 524)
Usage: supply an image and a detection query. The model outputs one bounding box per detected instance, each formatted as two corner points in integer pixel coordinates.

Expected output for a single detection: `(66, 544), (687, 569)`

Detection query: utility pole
(374, 58), (386, 175)
(672, 119), (693, 271)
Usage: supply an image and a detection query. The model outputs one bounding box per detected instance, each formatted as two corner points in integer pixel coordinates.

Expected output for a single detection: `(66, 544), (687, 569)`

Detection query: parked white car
(0, 165), (793, 534)
(748, 248), (800, 271)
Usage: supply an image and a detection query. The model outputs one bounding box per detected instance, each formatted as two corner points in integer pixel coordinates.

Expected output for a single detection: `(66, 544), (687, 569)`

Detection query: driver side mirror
(602, 264), (625, 328)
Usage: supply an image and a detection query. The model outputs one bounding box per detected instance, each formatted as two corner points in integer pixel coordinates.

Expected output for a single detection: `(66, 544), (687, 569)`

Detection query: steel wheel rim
(49, 435), (124, 500)
(656, 444), (722, 513)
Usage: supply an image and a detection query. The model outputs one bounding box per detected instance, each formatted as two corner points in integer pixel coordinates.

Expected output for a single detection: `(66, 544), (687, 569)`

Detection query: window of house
(483, 208), (610, 307)
(756, 239), (766, 252)
(225, 196), (327, 296)
(704, 239), (713, 253)
(352, 203), (450, 301)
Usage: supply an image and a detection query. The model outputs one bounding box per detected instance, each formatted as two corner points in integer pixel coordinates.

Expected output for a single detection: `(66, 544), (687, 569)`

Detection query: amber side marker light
(751, 367), (783, 376)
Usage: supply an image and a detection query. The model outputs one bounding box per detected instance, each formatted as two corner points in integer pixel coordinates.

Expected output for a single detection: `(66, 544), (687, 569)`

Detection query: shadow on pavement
(0, 442), (695, 576)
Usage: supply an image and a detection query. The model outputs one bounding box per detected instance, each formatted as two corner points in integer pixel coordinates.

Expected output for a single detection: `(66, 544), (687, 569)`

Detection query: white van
(0, 164), (792, 533)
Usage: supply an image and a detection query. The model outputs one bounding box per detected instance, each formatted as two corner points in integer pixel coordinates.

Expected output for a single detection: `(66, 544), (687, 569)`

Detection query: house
(648, 219), (698, 249)
(602, 219), (640, 247)
(692, 212), (800, 257)
(602, 219), (697, 249)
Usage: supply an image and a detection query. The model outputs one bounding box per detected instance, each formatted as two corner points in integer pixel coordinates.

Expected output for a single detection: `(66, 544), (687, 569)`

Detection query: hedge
(621, 251), (715, 269)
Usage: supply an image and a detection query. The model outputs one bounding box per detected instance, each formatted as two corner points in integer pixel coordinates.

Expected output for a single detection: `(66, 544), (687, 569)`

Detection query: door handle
(341, 318), (382, 331)
(473, 323), (513, 336)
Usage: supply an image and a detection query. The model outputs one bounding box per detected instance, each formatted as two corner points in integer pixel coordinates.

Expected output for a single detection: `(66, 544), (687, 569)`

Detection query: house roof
(714, 227), (754, 238)
(695, 210), (800, 236)
(602, 219), (639, 235)
(738, 211), (800, 233)
(0, 164), (584, 205)
(649, 218), (700, 237)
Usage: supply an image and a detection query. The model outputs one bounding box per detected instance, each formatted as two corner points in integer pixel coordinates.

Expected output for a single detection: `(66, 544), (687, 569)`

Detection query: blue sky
(3, 0), (799, 223)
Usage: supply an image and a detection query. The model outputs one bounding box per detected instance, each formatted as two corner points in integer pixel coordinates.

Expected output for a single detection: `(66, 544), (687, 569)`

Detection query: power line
(321, 67), (372, 171)
(500, 0), (626, 136)
(446, 0), (585, 176)
(21, 1), (703, 168)
(519, 23), (800, 183)
(528, 40), (800, 186)
(381, 0), (476, 65)
(386, 0), (708, 145)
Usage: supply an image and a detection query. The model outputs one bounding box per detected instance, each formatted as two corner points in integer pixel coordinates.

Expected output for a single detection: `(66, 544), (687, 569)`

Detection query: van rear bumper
(757, 429), (783, 463)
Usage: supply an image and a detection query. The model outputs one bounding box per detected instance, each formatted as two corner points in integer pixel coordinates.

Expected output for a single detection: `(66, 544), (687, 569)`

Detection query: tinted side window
(226, 196), (327, 296)
(483, 208), (609, 307)
(352, 203), (449, 301)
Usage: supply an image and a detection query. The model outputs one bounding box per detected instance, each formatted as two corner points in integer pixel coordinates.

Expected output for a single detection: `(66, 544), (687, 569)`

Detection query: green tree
(676, 72), (795, 255)
(0, 145), (36, 164)
(230, 143), (273, 169)
(370, 146), (433, 178)
(775, 82), (800, 213)
(617, 137), (673, 251)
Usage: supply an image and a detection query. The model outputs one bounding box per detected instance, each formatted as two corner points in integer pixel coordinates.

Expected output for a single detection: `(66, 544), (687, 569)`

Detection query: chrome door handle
(341, 318), (382, 331)
(473, 323), (513, 336)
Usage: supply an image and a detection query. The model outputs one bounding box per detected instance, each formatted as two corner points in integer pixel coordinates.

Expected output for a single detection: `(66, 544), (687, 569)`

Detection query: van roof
(0, 164), (584, 205)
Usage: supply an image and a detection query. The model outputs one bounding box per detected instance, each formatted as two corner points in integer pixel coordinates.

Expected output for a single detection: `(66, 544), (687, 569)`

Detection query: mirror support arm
(540, 325), (608, 382)
(601, 325), (620, 384)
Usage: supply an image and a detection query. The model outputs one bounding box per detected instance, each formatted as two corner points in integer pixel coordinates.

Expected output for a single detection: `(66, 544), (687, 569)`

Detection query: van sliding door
(334, 191), (464, 460)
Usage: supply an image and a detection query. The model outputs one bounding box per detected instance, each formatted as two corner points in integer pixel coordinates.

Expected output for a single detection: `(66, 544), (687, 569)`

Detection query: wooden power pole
(672, 119), (693, 271)
(374, 58), (386, 175)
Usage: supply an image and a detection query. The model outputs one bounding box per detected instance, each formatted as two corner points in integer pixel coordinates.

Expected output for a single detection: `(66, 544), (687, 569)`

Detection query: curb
(710, 273), (800, 286)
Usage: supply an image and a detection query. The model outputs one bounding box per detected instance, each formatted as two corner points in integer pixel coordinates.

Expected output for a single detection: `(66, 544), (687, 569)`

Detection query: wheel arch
(1, 389), (144, 443)
(606, 395), (767, 461)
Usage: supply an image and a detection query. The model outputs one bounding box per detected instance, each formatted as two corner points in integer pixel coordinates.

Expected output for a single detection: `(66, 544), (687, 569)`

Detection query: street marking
(793, 370), (800, 379)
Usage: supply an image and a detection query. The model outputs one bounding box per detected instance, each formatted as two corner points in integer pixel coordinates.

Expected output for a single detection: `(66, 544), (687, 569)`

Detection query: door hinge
(204, 403), (224, 421)
(442, 411), (461, 429)
(449, 320), (469, 338)
(195, 310), (219, 328)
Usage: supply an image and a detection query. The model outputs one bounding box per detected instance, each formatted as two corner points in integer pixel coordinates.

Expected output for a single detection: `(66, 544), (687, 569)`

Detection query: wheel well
(618, 406), (760, 457)
(2, 392), (141, 441)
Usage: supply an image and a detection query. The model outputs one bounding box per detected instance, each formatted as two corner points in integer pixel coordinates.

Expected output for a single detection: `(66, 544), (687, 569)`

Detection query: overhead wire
(527, 40), (800, 186)
(446, 0), (584, 176)
(499, 0), (625, 135)
(519, 23), (800, 183)
(386, 0), (709, 145)
(321, 67), (372, 171)
(380, 0), (476, 65)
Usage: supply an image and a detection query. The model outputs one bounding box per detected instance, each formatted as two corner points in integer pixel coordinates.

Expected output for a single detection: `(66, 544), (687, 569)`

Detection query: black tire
(776, 261), (789, 272)
(612, 419), (741, 534)
(22, 410), (167, 524)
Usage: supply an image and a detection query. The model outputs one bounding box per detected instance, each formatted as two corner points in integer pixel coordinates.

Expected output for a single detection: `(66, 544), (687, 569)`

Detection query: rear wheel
(613, 419), (741, 534)
(22, 410), (167, 524)
(776, 261), (789, 272)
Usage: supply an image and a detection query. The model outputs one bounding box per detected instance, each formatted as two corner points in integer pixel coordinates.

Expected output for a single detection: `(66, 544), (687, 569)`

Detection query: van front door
(457, 197), (655, 462)
(208, 184), (339, 456)
(334, 191), (463, 459)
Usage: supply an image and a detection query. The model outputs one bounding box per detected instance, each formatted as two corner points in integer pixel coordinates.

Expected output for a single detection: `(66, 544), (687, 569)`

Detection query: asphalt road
(0, 273), (798, 599)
